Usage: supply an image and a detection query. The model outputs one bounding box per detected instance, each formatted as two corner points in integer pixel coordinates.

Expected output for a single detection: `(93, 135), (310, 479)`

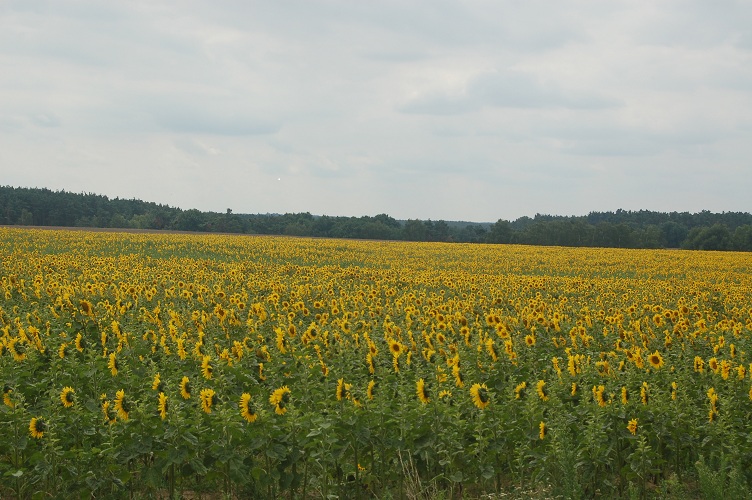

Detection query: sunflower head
(60, 386), (75, 408)
(29, 417), (46, 439)
(416, 378), (430, 404)
(471, 383), (490, 409)
(158, 392), (168, 420)
(627, 418), (638, 435)
(239, 393), (257, 423)
(180, 376), (191, 399)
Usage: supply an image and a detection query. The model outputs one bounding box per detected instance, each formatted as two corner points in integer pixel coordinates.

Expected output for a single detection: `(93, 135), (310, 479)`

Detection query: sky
(1, 1), (751, 222)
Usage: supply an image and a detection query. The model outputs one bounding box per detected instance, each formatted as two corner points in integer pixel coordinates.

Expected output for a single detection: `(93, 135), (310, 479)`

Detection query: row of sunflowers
(2, 228), (752, 498)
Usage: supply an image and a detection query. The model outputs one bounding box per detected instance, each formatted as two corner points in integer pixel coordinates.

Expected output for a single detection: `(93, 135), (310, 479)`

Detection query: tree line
(2, 185), (752, 251)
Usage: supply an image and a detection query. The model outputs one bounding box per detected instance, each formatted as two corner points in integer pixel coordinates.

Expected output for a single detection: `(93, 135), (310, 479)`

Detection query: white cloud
(1, 0), (751, 221)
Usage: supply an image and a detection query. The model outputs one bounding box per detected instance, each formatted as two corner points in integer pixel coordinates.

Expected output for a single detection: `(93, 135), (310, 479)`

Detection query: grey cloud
(400, 70), (620, 115)
(31, 113), (60, 127)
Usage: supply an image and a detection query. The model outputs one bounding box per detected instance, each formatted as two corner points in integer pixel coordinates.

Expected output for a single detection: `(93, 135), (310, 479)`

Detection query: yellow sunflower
(539, 421), (547, 440)
(416, 378), (430, 404)
(158, 392), (168, 420)
(29, 417), (46, 439)
(201, 355), (213, 380)
(108, 352), (118, 376)
(269, 386), (291, 415)
(200, 388), (217, 414)
(627, 418), (638, 435)
(114, 389), (129, 420)
(536, 380), (549, 402)
(647, 350), (664, 369)
(470, 383), (490, 409)
(367, 380), (376, 400)
(239, 393), (257, 423)
(180, 376), (191, 399)
(60, 386), (75, 408)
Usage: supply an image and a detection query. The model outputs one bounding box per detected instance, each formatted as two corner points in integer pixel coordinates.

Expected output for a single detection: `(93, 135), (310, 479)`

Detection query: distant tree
(19, 209), (33, 226)
(684, 224), (732, 251)
(487, 219), (513, 244)
(732, 225), (752, 251)
(403, 219), (428, 241)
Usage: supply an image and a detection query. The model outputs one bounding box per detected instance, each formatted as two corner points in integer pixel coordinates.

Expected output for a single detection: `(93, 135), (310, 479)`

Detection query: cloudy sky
(1, 1), (751, 222)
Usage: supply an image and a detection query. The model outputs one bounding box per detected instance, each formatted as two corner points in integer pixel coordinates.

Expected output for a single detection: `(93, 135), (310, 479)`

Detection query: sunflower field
(2, 228), (752, 499)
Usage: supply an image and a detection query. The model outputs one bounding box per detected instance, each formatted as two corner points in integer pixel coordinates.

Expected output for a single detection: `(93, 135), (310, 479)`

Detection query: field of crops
(2, 228), (752, 499)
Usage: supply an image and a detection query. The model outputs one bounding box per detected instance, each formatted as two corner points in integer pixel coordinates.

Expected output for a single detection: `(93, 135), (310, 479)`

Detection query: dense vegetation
(3, 229), (752, 498)
(2, 185), (752, 250)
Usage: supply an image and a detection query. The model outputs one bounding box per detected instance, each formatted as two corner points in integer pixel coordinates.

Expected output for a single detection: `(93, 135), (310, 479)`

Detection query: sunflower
(200, 388), (217, 414)
(571, 383), (577, 397)
(158, 392), (168, 420)
(708, 357), (719, 373)
(593, 385), (607, 407)
(102, 399), (117, 424)
(60, 386), (75, 408)
(152, 373), (163, 392)
(336, 378), (352, 401)
(58, 342), (68, 359)
(239, 393), (257, 423)
(114, 389), (130, 420)
(536, 380), (549, 402)
(389, 340), (402, 357)
(694, 356), (704, 373)
(647, 350), (664, 369)
(29, 417), (46, 439)
(627, 418), (638, 435)
(485, 339), (498, 362)
(453, 364), (464, 388)
(525, 334), (536, 347)
(416, 378), (430, 404)
(3, 386), (14, 408)
(539, 421), (547, 440)
(73, 333), (86, 352)
(514, 381), (527, 400)
(621, 386), (629, 405)
(269, 386), (291, 415)
(470, 383), (490, 409)
(201, 356), (213, 380)
(640, 382), (649, 405)
(108, 352), (118, 376)
(79, 299), (94, 317)
(180, 376), (191, 399)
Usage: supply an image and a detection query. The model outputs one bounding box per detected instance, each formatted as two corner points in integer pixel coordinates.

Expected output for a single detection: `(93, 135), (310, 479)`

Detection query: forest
(2, 185), (752, 251)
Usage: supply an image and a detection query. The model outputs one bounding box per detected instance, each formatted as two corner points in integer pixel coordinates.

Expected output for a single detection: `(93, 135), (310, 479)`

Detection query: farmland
(2, 228), (752, 498)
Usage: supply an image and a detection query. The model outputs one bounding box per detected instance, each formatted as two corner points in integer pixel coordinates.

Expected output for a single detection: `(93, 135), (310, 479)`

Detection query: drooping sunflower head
(114, 389), (130, 420)
(108, 352), (118, 376)
(514, 381), (527, 400)
(180, 376), (191, 399)
(539, 421), (547, 440)
(416, 378), (430, 404)
(239, 393), (257, 423)
(29, 417), (46, 439)
(75, 333), (85, 352)
(367, 380), (376, 400)
(200, 388), (217, 414)
(536, 380), (549, 402)
(158, 392), (168, 420)
(152, 373), (163, 392)
(269, 386), (291, 415)
(470, 383), (490, 409)
(60, 386), (75, 408)
(201, 356), (213, 380)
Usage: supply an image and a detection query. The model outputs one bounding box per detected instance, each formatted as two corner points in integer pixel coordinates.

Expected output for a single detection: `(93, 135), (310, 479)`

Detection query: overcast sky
(1, 1), (751, 222)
